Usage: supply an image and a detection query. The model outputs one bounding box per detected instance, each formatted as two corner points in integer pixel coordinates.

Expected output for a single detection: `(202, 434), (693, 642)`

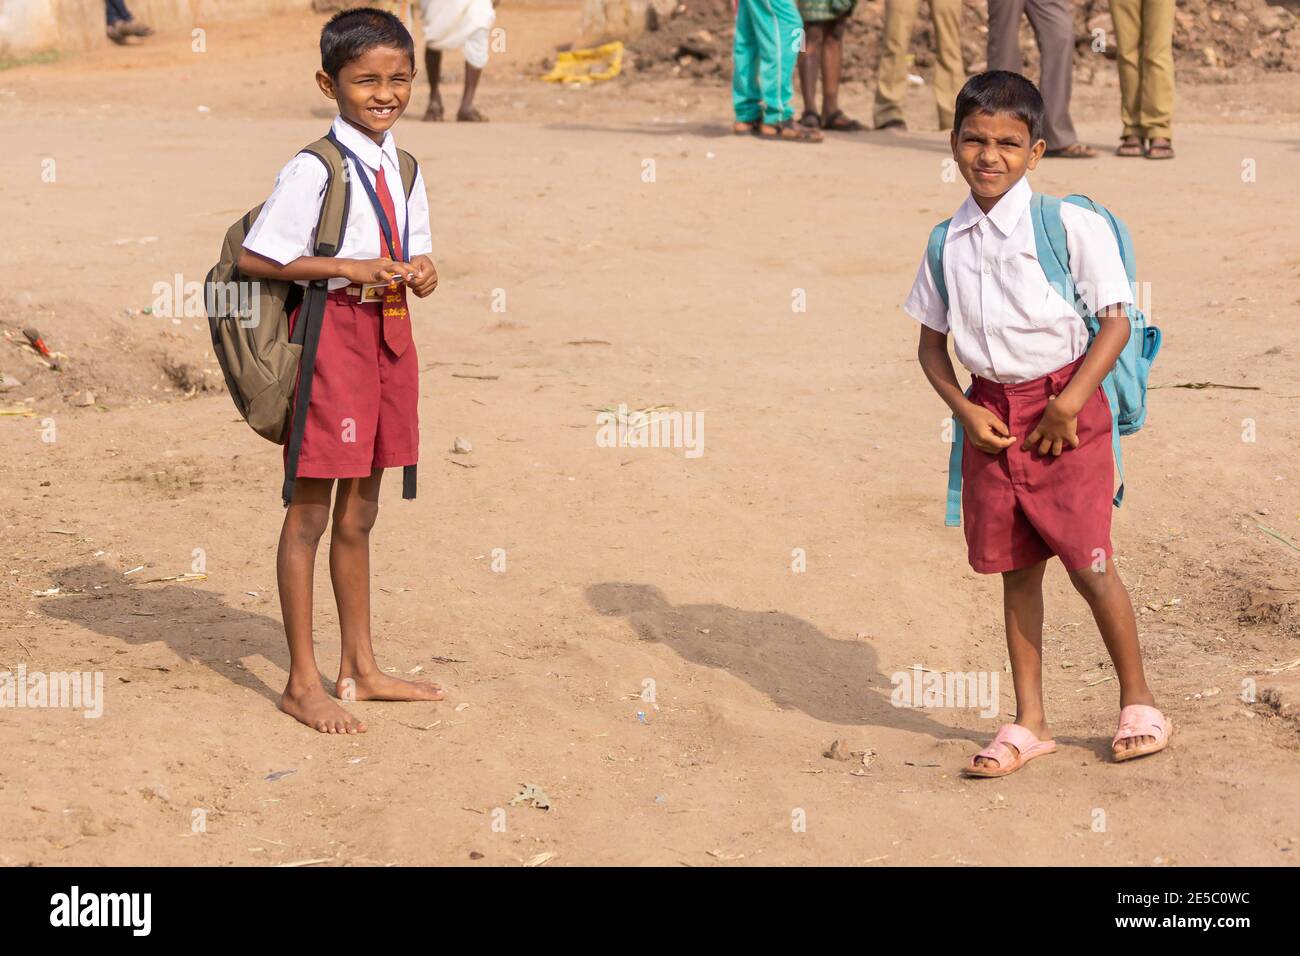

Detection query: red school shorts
(284, 290), (419, 480)
(961, 355), (1115, 574)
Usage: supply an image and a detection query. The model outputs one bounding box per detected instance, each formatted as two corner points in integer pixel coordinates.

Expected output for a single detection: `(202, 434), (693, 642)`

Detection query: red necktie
(374, 164), (410, 357)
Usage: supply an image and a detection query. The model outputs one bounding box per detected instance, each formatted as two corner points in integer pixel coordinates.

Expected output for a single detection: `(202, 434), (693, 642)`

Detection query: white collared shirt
(903, 177), (1133, 384)
(243, 115), (433, 290)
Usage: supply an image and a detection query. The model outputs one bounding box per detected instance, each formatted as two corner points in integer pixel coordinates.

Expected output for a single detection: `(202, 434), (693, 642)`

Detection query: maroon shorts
(284, 290), (419, 480)
(962, 355), (1114, 574)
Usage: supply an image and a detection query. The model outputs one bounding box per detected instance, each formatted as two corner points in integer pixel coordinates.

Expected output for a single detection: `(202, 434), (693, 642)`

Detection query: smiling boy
(905, 72), (1171, 776)
(236, 8), (445, 734)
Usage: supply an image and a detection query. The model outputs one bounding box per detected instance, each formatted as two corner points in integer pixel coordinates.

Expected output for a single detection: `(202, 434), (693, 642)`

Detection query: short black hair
(953, 71), (1045, 143)
(320, 6), (414, 79)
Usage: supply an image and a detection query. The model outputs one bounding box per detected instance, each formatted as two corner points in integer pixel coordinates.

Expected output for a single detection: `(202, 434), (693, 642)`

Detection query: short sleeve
(406, 166), (433, 258)
(242, 154), (328, 266)
(1061, 204), (1133, 315)
(902, 248), (949, 335)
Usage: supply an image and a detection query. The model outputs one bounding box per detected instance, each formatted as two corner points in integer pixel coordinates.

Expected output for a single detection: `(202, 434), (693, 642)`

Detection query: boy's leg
(732, 0), (763, 125)
(278, 477), (367, 734)
(423, 47), (444, 121)
(797, 22), (823, 120)
(973, 560), (1051, 769)
(1066, 559), (1158, 754)
(331, 469), (445, 702)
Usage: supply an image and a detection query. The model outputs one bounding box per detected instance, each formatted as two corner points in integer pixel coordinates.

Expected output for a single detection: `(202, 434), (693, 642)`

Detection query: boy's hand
(1023, 395), (1079, 456)
(343, 258), (408, 286)
(407, 255), (439, 298)
(959, 403), (1016, 454)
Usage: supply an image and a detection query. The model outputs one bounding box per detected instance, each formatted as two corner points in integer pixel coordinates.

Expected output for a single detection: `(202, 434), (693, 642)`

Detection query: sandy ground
(2, 4), (1300, 867)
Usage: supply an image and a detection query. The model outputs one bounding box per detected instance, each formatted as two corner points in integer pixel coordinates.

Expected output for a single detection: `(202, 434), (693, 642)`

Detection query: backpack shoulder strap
(298, 136), (350, 258)
(1030, 192), (1086, 321)
(926, 218), (952, 310)
(397, 148), (419, 199)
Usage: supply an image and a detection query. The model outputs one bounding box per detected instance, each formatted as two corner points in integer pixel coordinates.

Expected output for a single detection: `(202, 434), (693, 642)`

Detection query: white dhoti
(419, 0), (496, 69)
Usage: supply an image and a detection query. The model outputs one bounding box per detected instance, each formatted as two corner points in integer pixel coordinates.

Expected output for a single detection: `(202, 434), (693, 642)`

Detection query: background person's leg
(1024, 0), (1081, 150)
(985, 0), (1027, 73)
(732, 0), (763, 124)
(1138, 0), (1175, 143)
(930, 0), (963, 130)
(1110, 0), (1144, 140)
(423, 46), (444, 120)
(872, 0), (920, 129)
(797, 22), (825, 122)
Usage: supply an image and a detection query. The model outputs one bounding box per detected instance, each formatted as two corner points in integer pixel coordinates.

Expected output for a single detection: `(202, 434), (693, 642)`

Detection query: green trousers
(1110, 0), (1175, 139)
(733, 0), (804, 125)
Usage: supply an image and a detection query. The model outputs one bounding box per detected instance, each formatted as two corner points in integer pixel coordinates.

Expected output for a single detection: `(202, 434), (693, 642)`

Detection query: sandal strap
(1113, 705), (1168, 745)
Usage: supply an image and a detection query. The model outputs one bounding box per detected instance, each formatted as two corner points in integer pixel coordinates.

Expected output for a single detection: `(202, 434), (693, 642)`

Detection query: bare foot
(423, 94), (444, 122)
(456, 106), (487, 122)
(337, 668), (445, 702)
(280, 680), (367, 734)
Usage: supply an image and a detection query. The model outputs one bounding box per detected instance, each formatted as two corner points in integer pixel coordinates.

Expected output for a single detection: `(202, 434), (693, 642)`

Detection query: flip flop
(1112, 704), (1172, 761)
(964, 723), (1057, 778)
(822, 109), (865, 132)
(875, 118), (907, 131)
(758, 119), (823, 143)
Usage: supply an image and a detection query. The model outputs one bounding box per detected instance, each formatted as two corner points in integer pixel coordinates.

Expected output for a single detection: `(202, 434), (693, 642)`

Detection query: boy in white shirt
(905, 71), (1171, 776)
(237, 7), (445, 734)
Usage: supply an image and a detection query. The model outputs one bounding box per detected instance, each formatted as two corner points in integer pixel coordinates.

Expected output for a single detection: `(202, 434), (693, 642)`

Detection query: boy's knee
(287, 506), (330, 545)
(1067, 564), (1111, 600)
(333, 502), (379, 540)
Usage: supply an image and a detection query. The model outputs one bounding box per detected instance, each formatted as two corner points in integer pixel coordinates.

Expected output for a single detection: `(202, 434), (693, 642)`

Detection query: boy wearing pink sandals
(904, 72), (1171, 778)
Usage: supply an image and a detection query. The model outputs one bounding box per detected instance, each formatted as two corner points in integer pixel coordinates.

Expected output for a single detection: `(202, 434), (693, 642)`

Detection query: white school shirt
(902, 176), (1133, 384)
(242, 115), (433, 290)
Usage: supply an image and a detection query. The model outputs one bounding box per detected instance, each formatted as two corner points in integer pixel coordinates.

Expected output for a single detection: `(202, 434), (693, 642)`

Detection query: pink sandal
(1112, 704), (1172, 762)
(964, 723), (1057, 778)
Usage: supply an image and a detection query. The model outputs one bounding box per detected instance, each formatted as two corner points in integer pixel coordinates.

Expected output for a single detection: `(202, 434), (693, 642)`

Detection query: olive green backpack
(204, 133), (419, 505)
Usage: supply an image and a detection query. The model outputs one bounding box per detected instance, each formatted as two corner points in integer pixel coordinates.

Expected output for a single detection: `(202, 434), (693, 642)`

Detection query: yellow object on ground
(541, 41), (624, 84)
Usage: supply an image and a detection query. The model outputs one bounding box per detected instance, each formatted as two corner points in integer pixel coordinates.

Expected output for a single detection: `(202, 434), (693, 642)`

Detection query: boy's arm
(918, 327), (1015, 453)
(236, 249), (408, 286)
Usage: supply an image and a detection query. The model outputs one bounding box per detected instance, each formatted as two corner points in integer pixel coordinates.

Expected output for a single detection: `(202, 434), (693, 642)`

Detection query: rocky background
(624, 0), (1300, 84)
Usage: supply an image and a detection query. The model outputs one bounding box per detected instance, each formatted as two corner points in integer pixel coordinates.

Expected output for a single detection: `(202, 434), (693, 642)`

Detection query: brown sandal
(1116, 135), (1144, 157)
(758, 119), (823, 143)
(1045, 142), (1097, 159)
(1145, 138), (1175, 160)
(733, 119), (761, 136)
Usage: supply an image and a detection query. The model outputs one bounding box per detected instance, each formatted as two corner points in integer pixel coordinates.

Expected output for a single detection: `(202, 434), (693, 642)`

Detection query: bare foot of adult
(280, 680), (367, 734)
(457, 106), (488, 122)
(423, 94), (444, 122)
(338, 668), (446, 702)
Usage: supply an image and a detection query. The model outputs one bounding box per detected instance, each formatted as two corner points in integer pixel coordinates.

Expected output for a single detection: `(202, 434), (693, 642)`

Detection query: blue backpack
(926, 193), (1162, 527)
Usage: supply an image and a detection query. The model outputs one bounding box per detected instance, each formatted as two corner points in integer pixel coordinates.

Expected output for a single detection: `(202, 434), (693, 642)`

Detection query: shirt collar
(330, 114), (398, 173)
(949, 176), (1032, 237)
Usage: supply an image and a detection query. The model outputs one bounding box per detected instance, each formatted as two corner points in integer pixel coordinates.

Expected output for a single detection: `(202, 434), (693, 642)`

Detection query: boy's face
(950, 110), (1046, 204)
(317, 45), (415, 139)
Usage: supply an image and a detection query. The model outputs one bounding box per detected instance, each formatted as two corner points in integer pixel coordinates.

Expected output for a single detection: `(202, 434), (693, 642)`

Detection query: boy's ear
(949, 127), (958, 155)
(1026, 137), (1047, 169)
(316, 69), (337, 101)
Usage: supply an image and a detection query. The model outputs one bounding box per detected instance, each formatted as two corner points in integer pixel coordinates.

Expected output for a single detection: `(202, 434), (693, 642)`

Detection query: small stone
(451, 436), (472, 454)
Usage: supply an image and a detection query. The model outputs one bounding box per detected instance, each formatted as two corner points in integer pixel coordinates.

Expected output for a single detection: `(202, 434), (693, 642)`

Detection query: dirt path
(1, 8), (1298, 866)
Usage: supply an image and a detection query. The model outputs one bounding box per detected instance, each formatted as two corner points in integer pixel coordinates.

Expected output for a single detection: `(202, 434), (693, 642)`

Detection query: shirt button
(982, 262), (992, 275)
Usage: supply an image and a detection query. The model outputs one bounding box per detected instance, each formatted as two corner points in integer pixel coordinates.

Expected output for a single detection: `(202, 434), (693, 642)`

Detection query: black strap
(402, 464), (416, 500)
(281, 280), (329, 506)
(326, 131), (409, 261)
